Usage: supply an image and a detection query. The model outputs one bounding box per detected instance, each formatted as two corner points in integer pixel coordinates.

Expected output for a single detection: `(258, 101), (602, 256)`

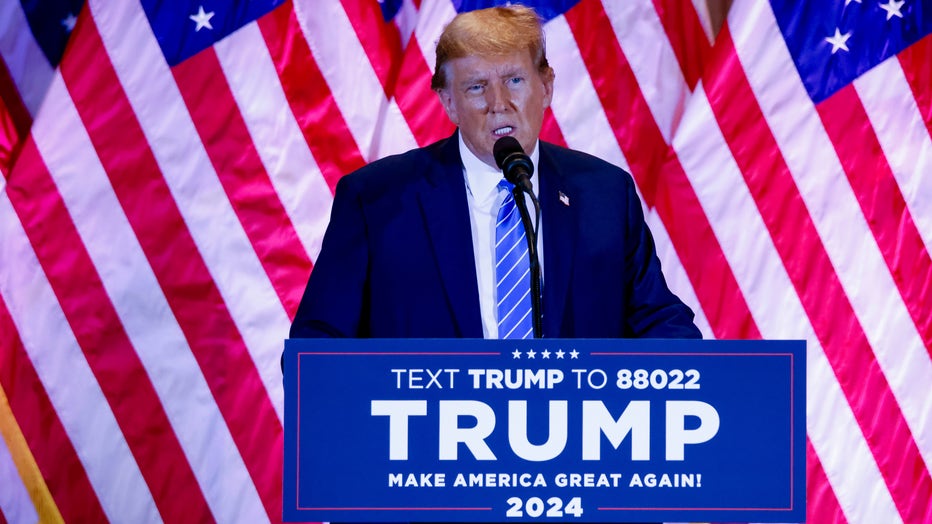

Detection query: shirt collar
(459, 132), (540, 202)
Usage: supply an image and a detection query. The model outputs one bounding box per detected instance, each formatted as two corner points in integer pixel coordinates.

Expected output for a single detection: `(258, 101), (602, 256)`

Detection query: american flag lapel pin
(558, 191), (570, 206)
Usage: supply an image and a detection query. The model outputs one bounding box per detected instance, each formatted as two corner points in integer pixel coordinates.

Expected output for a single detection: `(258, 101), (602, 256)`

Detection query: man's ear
(541, 68), (555, 109)
(436, 88), (459, 125)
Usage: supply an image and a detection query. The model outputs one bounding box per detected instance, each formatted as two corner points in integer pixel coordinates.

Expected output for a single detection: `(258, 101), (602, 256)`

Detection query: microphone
(493, 136), (534, 194)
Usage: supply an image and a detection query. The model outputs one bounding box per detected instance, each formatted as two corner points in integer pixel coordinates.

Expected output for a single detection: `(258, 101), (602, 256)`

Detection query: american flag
(0, 0), (929, 523)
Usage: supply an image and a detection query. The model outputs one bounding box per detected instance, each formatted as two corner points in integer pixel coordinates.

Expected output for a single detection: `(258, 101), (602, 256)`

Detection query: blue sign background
(283, 339), (805, 522)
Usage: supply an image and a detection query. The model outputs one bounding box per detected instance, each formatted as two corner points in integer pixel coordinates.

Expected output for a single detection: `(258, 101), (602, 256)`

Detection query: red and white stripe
(1, 173), (162, 522)
(213, 23), (333, 264)
(694, 2), (932, 522)
(1, 1), (930, 523)
(38, 67), (267, 522)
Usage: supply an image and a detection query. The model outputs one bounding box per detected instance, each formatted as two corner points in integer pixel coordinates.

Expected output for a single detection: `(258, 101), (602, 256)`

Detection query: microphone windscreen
(493, 136), (524, 169)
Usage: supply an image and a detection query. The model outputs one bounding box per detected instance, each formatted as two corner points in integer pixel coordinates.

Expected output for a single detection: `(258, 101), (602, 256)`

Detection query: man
(290, 5), (700, 340)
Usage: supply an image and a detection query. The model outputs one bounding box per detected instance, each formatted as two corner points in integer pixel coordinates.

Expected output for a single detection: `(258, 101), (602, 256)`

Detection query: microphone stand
(511, 185), (543, 338)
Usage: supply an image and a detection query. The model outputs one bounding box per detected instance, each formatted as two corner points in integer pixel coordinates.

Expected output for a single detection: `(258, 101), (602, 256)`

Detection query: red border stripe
(817, 84), (932, 356)
(6, 137), (213, 523)
(0, 57), (31, 136)
(258, 1), (366, 193)
(564, 0), (760, 340)
(61, 11), (283, 521)
(651, 0), (712, 90)
(0, 91), (20, 177)
(0, 294), (107, 523)
(172, 47), (312, 319)
(705, 25), (932, 524)
(0, 58), (31, 174)
(898, 33), (932, 142)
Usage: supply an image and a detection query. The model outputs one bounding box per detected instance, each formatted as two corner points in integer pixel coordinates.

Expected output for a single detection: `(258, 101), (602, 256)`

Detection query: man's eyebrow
(499, 67), (524, 78)
(457, 74), (488, 86)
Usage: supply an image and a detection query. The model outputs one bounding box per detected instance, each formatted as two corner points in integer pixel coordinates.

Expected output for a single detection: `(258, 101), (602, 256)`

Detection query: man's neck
(458, 132), (541, 181)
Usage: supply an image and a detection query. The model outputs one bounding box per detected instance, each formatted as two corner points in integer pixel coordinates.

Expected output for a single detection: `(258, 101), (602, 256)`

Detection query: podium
(283, 338), (805, 522)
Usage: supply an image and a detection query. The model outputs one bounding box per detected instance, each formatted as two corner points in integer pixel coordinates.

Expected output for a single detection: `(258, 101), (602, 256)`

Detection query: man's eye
(508, 77), (524, 85)
(467, 84), (484, 93)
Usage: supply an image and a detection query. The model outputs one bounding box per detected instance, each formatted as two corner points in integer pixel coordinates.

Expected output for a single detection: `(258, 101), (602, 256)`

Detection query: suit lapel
(538, 144), (576, 338)
(417, 133), (484, 337)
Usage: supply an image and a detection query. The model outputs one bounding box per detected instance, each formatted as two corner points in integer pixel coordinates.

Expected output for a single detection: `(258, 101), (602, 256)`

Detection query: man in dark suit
(290, 5), (700, 340)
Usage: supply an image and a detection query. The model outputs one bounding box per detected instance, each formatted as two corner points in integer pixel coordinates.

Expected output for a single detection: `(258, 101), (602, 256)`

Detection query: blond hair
(431, 5), (551, 90)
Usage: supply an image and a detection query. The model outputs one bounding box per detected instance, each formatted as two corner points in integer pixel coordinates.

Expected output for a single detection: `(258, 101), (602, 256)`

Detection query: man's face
(437, 50), (554, 168)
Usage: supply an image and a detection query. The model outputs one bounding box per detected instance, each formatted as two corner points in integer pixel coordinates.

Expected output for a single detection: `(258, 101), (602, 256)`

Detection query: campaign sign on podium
(283, 339), (805, 522)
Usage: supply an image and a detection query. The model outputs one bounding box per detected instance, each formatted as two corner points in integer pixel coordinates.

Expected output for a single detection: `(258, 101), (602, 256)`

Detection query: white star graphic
(879, 0), (905, 20)
(555, 350), (565, 359)
(825, 28), (852, 54)
(62, 13), (77, 32)
(190, 5), (215, 32)
(570, 349), (579, 359)
(512, 349), (522, 359)
(527, 349), (536, 359)
(541, 349), (551, 359)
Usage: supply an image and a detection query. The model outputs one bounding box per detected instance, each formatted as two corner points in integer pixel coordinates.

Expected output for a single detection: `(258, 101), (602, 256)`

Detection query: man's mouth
(493, 126), (514, 136)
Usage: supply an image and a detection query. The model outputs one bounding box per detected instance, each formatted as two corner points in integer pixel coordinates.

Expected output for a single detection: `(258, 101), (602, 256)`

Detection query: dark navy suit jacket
(290, 132), (700, 339)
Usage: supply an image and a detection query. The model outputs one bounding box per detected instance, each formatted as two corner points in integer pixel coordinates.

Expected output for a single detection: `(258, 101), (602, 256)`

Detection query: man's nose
(487, 83), (511, 112)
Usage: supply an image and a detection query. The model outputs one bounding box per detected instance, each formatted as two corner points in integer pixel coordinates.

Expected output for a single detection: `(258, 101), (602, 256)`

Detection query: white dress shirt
(459, 133), (542, 339)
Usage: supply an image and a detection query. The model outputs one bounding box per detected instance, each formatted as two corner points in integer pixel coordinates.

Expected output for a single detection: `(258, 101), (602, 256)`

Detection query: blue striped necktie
(495, 180), (534, 339)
